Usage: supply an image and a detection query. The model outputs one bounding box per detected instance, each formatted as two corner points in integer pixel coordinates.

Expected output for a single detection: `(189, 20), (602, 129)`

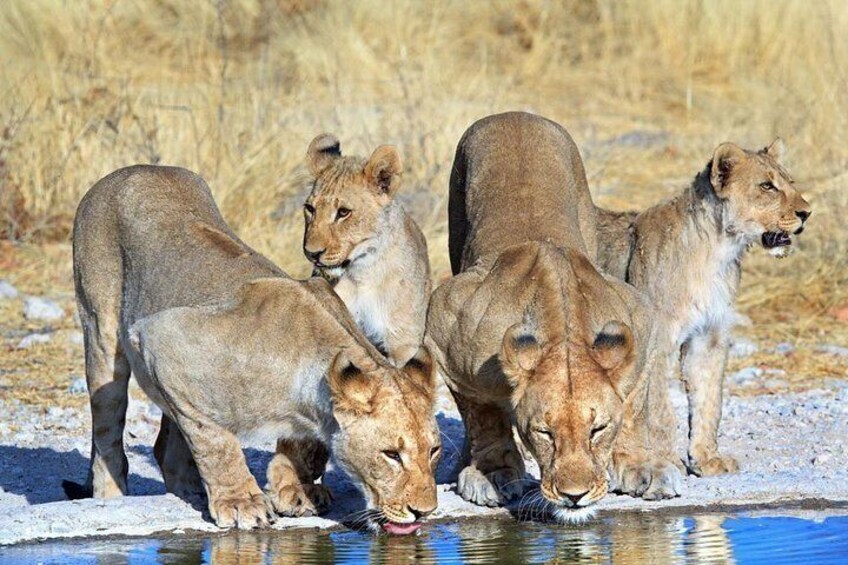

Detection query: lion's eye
(430, 446), (442, 459)
(590, 423), (609, 440)
(759, 181), (777, 192)
(382, 450), (402, 463)
(304, 203), (315, 216)
(534, 428), (553, 441)
(336, 207), (352, 220)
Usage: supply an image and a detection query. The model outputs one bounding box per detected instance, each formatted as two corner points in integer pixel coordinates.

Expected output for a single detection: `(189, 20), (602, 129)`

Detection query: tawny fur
(426, 112), (682, 518)
(70, 165), (441, 530)
(595, 139), (811, 476)
(303, 134), (431, 366)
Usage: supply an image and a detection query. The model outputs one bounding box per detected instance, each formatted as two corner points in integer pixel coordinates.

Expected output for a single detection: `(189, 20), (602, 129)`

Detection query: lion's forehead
(736, 153), (794, 186)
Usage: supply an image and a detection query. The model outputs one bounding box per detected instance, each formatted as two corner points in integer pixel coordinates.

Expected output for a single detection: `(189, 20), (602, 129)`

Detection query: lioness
(302, 134), (431, 366)
(427, 112), (681, 522)
(596, 139), (811, 476)
(68, 165), (441, 533)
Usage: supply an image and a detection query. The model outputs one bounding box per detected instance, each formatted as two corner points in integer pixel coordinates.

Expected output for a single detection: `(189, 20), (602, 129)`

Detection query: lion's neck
(630, 168), (747, 342)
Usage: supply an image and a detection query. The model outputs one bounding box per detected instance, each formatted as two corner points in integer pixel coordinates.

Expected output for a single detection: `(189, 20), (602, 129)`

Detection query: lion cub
(302, 134), (431, 367)
(68, 165), (441, 532)
(596, 140), (811, 476)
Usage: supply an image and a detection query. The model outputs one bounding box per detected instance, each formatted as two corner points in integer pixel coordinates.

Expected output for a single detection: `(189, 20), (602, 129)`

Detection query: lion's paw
(268, 483), (332, 517)
(457, 466), (526, 507)
(688, 452), (739, 477)
(641, 462), (683, 500)
(488, 467), (530, 502)
(209, 491), (275, 530)
(613, 456), (682, 500)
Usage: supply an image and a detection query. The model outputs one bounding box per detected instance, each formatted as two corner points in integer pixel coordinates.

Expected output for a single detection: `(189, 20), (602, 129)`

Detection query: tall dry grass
(0, 0), (846, 349)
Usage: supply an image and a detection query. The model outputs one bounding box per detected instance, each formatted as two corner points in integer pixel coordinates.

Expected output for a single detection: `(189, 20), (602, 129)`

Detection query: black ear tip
(593, 323), (629, 349)
(320, 140), (341, 156)
(512, 333), (538, 348)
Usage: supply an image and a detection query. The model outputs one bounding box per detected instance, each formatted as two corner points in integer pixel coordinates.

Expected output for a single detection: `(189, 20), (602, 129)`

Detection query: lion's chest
(335, 277), (391, 351)
(674, 241), (742, 346)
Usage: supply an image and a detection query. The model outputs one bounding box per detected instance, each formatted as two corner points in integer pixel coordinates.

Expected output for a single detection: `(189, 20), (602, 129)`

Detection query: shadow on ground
(0, 445), (164, 504)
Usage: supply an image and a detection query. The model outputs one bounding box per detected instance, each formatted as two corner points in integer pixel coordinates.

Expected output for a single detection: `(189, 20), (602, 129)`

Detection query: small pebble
(15, 333), (52, 349)
(23, 297), (65, 322)
(0, 280), (18, 300)
(816, 344), (848, 357)
(66, 331), (84, 348)
(813, 453), (832, 466)
(730, 337), (759, 358)
(68, 376), (87, 395)
(774, 342), (795, 355)
(729, 366), (763, 386)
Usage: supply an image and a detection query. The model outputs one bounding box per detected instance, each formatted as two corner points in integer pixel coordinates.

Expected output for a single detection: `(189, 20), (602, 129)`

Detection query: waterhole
(2, 510), (846, 564)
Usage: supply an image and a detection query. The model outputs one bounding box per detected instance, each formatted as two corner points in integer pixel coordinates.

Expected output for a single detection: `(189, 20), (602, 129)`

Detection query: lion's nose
(304, 247), (325, 262)
(559, 488), (590, 506)
(796, 210), (811, 223)
(407, 505), (433, 520)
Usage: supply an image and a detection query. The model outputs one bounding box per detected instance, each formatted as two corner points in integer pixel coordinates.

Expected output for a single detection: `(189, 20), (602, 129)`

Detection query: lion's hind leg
(65, 287), (131, 500)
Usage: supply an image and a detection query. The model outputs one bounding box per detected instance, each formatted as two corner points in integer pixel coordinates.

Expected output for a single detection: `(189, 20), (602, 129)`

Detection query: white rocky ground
(1, 368), (847, 546)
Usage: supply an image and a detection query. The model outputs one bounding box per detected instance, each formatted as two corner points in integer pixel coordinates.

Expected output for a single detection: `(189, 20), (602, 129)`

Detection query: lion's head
(500, 319), (638, 522)
(328, 345), (441, 535)
(708, 139), (811, 257)
(302, 134), (403, 278)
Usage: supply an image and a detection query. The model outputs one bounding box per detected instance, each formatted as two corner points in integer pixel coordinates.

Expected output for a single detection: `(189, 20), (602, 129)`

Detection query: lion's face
(302, 134), (402, 277)
(501, 321), (637, 522)
(710, 139), (811, 257)
(328, 346), (440, 535)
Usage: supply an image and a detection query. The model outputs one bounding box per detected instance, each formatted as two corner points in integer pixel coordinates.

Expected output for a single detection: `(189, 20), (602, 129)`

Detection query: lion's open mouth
(761, 231), (792, 249)
(382, 521), (422, 535)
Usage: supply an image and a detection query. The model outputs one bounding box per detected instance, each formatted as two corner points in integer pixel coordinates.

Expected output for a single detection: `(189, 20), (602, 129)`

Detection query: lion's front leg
(681, 330), (739, 476)
(451, 389), (528, 507)
(265, 436), (332, 517)
(612, 356), (683, 501)
(168, 407), (274, 529)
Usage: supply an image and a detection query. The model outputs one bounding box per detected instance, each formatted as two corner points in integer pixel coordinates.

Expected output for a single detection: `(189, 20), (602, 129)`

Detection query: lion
(595, 139), (811, 476)
(302, 134), (431, 367)
(66, 165), (441, 533)
(426, 112), (681, 522)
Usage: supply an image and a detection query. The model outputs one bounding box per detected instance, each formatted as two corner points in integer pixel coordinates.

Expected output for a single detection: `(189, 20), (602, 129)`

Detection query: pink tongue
(382, 522), (422, 535)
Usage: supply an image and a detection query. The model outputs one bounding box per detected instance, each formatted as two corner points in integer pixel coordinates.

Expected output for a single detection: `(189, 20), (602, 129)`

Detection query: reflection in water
(3, 512), (847, 564)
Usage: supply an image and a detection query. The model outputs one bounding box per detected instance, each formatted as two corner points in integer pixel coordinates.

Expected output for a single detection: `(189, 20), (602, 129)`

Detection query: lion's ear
(709, 142), (745, 193)
(364, 145), (402, 199)
(328, 350), (377, 415)
(307, 133), (342, 177)
(762, 137), (786, 162)
(501, 323), (542, 391)
(401, 344), (437, 401)
(591, 321), (633, 371)
(591, 321), (638, 397)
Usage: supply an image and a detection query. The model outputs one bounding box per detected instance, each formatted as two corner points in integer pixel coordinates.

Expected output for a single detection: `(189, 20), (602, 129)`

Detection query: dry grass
(0, 0), (846, 405)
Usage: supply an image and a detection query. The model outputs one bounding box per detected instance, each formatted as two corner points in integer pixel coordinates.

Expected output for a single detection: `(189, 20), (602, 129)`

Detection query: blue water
(2, 512), (847, 564)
